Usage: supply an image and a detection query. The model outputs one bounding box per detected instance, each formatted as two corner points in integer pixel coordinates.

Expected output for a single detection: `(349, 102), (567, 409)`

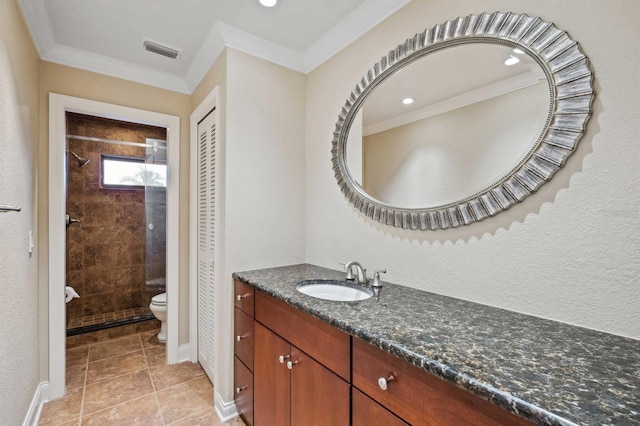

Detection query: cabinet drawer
(255, 290), (350, 381)
(352, 388), (408, 426)
(352, 338), (532, 426)
(234, 307), (254, 370)
(234, 279), (255, 317)
(234, 355), (254, 426)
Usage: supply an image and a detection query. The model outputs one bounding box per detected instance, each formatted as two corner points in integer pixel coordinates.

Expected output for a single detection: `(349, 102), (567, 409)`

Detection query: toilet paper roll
(65, 286), (80, 303)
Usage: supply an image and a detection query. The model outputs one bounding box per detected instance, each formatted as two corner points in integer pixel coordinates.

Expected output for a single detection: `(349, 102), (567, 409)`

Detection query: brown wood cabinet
(253, 295), (350, 426)
(234, 279), (533, 426)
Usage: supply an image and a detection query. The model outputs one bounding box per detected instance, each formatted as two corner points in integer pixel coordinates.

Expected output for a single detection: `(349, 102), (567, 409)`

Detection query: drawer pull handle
(286, 360), (298, 370)
(236, 294), (250, 301)
(236, 335), (246, 342)
(278, 354), (290, 364)
(236, 386), (247, 394)
(378, 375), (395, 391)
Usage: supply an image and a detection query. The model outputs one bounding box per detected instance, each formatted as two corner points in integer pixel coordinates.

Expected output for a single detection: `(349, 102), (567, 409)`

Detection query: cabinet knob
(236, 294), (249, 301)
(236, 335), (246, 342)
(278, 354), (290, 364)
(286, 360), (298, 370)
(377, 374), (395, 391)
(236, 386), (247, 394)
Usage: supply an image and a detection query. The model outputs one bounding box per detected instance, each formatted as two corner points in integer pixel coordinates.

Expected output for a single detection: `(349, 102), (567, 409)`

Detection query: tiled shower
(65, 112), (167, 337)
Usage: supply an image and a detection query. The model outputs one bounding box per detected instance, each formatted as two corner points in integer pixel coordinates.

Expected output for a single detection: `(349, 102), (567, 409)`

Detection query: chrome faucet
(343, 261), (368, 286)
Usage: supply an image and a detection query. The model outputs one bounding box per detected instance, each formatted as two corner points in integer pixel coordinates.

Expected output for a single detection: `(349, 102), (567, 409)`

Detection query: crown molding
(363, 72), (544, 136)
(303, 0), (411, 72)
(184, 21), (226, 93)
(17, 0), (55, 56)
(217, 20), (305, 73)
(44, 44), (190, 94)
(18, 0), (411, 94)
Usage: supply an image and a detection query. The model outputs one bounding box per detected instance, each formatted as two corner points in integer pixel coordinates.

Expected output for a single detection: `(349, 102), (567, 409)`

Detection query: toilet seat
(151, 293), (166, 306)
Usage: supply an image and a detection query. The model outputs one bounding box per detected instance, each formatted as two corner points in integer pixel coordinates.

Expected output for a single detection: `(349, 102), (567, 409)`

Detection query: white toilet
(149, 292), (167, 343)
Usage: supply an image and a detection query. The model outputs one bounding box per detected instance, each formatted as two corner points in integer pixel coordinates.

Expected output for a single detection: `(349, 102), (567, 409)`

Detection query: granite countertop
(233, 263), (640, 426)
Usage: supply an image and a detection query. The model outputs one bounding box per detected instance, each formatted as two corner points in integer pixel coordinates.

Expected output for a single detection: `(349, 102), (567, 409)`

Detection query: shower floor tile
(67, 307), (148, 330)
(39, 329), (243, 425)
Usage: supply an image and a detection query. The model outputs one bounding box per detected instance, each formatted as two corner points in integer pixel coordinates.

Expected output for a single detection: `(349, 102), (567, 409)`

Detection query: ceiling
(18, 0), (411, 94)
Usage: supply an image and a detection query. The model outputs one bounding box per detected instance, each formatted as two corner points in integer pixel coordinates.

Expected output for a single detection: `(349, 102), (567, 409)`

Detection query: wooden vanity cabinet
(352, 338), (533, 426)
(253, 290), (350, 426)
(236, 279), (533, 426)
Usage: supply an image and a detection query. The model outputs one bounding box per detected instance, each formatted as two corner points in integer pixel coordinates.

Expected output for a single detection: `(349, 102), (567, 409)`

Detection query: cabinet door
(352, 388), (408, 426)
(234, 356), (254, 426)
(254, 322), (290, 426)
(289, 346), (350, 426)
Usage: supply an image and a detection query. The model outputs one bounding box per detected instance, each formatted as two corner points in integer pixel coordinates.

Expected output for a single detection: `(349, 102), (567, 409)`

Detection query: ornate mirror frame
(332, 12), (594, 230)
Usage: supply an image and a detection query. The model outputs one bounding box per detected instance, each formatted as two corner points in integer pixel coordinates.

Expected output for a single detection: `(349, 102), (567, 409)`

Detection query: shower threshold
(67, 307), (154, 336)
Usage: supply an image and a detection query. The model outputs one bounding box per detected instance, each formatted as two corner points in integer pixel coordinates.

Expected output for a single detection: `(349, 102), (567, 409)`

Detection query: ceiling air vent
(143, 39), (181, 59)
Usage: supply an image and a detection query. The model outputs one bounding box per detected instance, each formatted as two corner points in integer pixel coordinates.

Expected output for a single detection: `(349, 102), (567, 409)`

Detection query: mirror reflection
(346, 43), (551, 209)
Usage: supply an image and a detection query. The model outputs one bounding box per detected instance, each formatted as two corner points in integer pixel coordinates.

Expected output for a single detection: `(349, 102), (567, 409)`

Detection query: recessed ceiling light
(402, 97), (414, 105)
(512, 48), (525, 54)
(504, 56), (520, 66)
(259, 0), (278, 7)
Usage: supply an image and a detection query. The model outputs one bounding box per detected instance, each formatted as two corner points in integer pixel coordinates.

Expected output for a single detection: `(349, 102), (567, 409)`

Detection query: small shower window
(101, 155), (167, 188)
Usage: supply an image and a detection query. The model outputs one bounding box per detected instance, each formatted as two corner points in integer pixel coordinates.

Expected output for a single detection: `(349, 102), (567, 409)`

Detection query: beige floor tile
(139, 329), (163, 348)
(150, 361), (206, 391)
(66, 346), (89, 369)
(38, 387), (83, 425)
(88, 334), (143, 362)
(156, 376), (214, 424)
(82, 369), (154, 415)
(81, 394), (163, 426)
(166, 407), (219, 425)
(65, 364), (87, 391)
(143, 345), (166, 366)
(167, 408), (248, 425)
(86, 350), (146, 384)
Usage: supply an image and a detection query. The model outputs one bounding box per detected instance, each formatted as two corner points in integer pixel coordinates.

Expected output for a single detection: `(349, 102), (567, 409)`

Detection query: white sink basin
(296, 279), (373, 302)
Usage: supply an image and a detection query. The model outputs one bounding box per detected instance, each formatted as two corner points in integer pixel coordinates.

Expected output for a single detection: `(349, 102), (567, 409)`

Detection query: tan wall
(306, 0), (640, 339)
(0, 0), (41, 422)
(38, 62), (192, 378)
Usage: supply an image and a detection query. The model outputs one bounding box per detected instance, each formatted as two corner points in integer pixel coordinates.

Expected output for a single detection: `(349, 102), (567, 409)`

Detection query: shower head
(66, 150), (90, 167)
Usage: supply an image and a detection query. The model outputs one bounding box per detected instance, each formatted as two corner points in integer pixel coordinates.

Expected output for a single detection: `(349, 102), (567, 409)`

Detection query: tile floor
(39, 329), (245, 425)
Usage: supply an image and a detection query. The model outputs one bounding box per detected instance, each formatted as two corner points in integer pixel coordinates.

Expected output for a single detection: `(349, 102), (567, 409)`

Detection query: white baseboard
(22, 381), (49, 426)
(178, 343), (191, 362)
(214, 391), (238, 422)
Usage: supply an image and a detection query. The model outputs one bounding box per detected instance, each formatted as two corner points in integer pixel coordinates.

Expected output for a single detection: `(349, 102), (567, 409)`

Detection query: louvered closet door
(197, 109), (217, 382)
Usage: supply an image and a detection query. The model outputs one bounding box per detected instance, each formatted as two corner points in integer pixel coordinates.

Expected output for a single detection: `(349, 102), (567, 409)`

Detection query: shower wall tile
(83, 293), (115, 316)
(66, 112), (166, 324)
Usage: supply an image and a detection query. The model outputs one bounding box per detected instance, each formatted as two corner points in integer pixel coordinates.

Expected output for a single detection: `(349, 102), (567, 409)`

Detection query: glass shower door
(144, 138), (168, 306)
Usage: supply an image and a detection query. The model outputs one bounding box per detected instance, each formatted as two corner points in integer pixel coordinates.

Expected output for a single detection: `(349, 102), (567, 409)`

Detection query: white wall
(0, 0), (40, 422)
(306, 0), (640, 339)
(217, 48), (307, 403)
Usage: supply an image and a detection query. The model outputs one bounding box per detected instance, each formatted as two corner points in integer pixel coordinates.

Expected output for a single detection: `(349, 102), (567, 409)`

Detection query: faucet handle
(372, 269), (386, 300)
(372, 270), (386, 287)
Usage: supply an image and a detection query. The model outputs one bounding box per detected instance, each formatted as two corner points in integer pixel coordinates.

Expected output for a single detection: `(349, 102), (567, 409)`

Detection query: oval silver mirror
(332, 12), (594, 230)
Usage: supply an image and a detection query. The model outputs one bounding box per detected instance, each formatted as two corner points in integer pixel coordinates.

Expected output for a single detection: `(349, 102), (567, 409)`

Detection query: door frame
(48, 93), (181, 399)
(189, 85), (222, 362)
(189, 87), (235, 420)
